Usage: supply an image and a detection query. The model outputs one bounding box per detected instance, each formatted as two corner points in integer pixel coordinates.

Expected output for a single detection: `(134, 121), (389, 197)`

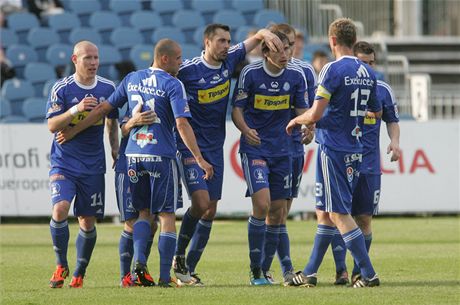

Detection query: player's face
(205, 29), (231, 62)
(356, 52), (376, 68)
(165, 46), (183, 77)
(73, 45), (99, 80)
(286, 32), (296, 60)
(266, 41), (290, 69)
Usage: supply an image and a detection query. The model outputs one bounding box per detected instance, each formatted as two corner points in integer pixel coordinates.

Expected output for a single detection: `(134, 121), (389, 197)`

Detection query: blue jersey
(361, 80), (399, 174)
(176, 43), (246, 152)
(233, 61), (309, 157)
(108, 67), (191, 159)
(46, 74), (117, 176)
(290, 58), (317, 156)
(114, 115), (129, 174)
(314, 56), (381, 153)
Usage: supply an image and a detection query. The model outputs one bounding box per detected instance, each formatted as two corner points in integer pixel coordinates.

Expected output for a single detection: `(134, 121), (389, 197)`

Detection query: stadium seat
(5, 45), (38, 78)
(234, 25), (255, 44)
(230, 0), (263, 24)
(109, 0), (143, 26)
(129, 11), (163, 44)
(68, 0), (101, 26)
(22, 97), (48, 122)
(26, 28), (60, 62)
(151, 0), (184, 25)
(98, 45), (122, 80)
(152, 27), (185, 44)
(69, 27), (102, 45)
(0, 28), (18, 49)
(46, 44), (72, 68)
(0, 115), (29, 123)
(1, 79), (35, 116)
(110, 27), (143, 60)
(213, 10), (246, 30)
(0, 98), (12, 119)
(129, 44), (153, 70)
(24, 62), (57, 97)
(172, 10), (205, 43)
(192, 26), (206, 46)
(42, 79), (59, 98)
(89, 11), (122, 44)
(191, 0), (225, 23)
(181, 44), (202, 60)
(6, 12), (40, 43)
(47, 12), (81, 44)
(253, 9), (286, 28)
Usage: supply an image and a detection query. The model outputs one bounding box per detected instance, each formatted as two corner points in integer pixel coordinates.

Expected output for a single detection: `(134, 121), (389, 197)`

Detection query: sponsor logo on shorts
(197, 80), (230, 104)
(251, 159), (266, 166)
(50, 174), (65, 181)
(254, 168), (265, 181)
(344, 153), (362, 164)
(187, 168), (199, 182)
(183, 157), (197, 165)
(254, 94), (290, 110)
(127, 169), (139, 183)
(346, 166), (354, 182)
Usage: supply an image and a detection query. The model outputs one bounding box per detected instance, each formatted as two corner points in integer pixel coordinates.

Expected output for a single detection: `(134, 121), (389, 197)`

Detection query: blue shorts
(127, 155), (183, 213)
(315, 145), (361, 214)
(240, 153), (292, 201)
(351, 173), (381, 216)
(115, 172), (138, 222)
(291, 154), (305, 199)
(49, 169), (105, 219)
(177, 148), (224, 201)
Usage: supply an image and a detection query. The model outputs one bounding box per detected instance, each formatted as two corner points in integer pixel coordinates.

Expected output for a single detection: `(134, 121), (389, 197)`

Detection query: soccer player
(286, 18), (382, 288)
(47, 41), (119, 288)
(174, 24), (283, 285)
(232, 30), (309, 285)
(329, 41), (401, 285)
(57, 39), (213, 287)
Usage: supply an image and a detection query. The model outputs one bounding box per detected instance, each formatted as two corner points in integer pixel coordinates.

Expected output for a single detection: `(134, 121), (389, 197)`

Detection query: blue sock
(145, 235), (154, 261)
(248, 216), (266, 269)
(331, 229), (347, 273)
(74, 227), (97, 277)
(132, 219), (151, 266)
(119, 230), (133, 279)
(352, 233), (372, 275)
(261, 225), (280, 273)
(186, 219), (213, 274)
(50, 218), (69, 267)
(176, 208), (199, 256)
(277, 224), (293, 274)
(343, 228), (376, 279)
(304, 225), (335, 275)
(158, 232), (177, 282)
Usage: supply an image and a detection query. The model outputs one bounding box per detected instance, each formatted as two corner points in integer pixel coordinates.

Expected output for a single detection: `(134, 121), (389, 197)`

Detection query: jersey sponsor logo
(357, 64), (370, 78)
(254, 94), (290, 110)
(183, 157), (197, 165)
(131, 125), (157, 148)
(364, 115), (377, 125)
(141, 75), (157, 87)
(235, 89), (248, 101)
(70, 111), (103, 126)
(210, 74), (223, 84)
(128, 156), (162, 163)
(47, 102), (62, 114)
(127, 82), (166, 97)
(252, 159), (266, 166)
(197, 80), (230, 104)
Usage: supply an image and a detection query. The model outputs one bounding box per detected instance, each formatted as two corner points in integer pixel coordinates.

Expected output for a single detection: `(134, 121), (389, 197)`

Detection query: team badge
(187, 168), (199, 181)
(283, 82), (290, 91)
(254, 168), (264, 181)
(50, 182), (61, 197)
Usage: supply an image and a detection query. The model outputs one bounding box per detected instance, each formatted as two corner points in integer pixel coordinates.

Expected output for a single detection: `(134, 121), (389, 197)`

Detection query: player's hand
(261, 29), (283, 53)
(286, 118), (298, 135)
(133, 110), (158, 126)
(55, 127), (76, 145)
(301, 125), (315, 145)
(77, 96), (98, 112)
(243, 128), (261, 146)
(196, 157), (214, 180)
(387, 141), (401, 162)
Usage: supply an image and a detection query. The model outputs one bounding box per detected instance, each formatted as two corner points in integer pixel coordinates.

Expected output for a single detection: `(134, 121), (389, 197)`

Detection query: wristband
(70, 105), (79, 117)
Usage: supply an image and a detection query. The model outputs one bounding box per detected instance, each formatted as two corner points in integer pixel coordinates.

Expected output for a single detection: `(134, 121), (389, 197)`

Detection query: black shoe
(334, 270), (350, 285)
(352, 274), (380, 288)
(289, 271), (317, 287)
(132, 262), (155, 287)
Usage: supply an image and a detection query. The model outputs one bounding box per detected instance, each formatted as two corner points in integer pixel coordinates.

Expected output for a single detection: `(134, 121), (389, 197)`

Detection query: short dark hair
(312, 50), (329, 60)
(353, 41), (375, 56)
(267, 23), (295, 36)
(328, 18), (356, 48)
(203, 23), (231, 40)
(261, 30), (289, 54)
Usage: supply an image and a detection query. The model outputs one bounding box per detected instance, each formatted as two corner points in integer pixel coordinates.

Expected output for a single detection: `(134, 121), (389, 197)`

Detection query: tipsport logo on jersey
(197, 80), (230, 104)
(254, 94), (290, 110)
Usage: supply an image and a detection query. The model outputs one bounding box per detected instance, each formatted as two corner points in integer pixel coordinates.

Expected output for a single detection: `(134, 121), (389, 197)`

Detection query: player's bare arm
(286, 98), (328, 135)
(386, 122), (401, 162)
(175, 117), (214, 180)
(231, 106), (261, 146)
(244, 28), (284, 54)
(48, 96), (98, 133)
(105, 118), (119, 168)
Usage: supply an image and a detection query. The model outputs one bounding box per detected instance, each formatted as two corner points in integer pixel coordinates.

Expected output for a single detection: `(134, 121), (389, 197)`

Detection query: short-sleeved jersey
(114, 115), (129, 174)
(176, 43), (246, 152)
(233, 61), (309, 157)
(361, 80), (399, 174)
(314, 56), (381, 153)
(290, 58), (317, 156)
(108, 67), (191, 159)
(46, 74), (117, 176)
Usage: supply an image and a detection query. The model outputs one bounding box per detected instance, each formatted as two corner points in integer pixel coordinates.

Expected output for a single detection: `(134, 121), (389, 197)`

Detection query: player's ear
(71, 54), (78, 65)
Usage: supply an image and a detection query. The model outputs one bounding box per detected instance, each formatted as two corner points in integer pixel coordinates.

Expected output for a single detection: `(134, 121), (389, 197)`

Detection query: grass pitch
(1, 217), (459, 305)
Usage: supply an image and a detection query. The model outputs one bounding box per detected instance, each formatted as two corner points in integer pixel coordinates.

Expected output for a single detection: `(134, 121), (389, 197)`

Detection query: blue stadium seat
(231, 0), (263, 24)
(181, 44), (202, 60)
(42, 79), (59, 98)
(172, 10), (205, 43)
(47, 12), (81, 43)
(89, 11), (122, 44)
(192, 26), (206, 46)
(0, 98), (12, 119)
(151, 0), (184, 25)
(129, 11), (163, 44)
(26, 28), (60, 62)
(109, 0), (143, 26)
(6, 12), (40, 43)
(46, 44), (72, 68)
(213, 10), (246, 30)
(0, 115), (29, 123)
(98, 45), (122, 80)
(253, 9), (286, 28)
(24, 62), (57, 97)
(69, 27), (102, 46)
(109, 27), (143, 60)
(22, 97), (48, 122)
(0, 28), (18, 49)
(191, 0), (225, 23)
(1, 79), (35, 116)
(129, 44), (153, 70)
(234, 25), (256, 43)
(68, 0), (101, 26)
(6, 45), (38, 78)
(152, 27), (185, 44)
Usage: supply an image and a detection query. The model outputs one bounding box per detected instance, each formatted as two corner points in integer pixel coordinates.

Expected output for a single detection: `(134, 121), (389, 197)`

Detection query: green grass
(1, 217), (459, 305)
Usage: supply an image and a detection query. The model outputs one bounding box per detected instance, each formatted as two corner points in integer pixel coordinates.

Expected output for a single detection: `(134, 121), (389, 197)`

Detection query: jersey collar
(263, 60), (284, 77)
(201, 51), (222, 69)
(73, 74), (97, 90)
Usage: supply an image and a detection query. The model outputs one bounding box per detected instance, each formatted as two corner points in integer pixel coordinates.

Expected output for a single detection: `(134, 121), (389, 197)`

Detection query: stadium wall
(0, 121), (458, 216)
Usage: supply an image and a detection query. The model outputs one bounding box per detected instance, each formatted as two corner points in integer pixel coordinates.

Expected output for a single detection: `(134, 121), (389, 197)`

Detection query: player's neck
(74, 73), (96, 86)
(333, 45), (354, 59)
(203, 52), (220, 67)
(264, 59), (283, 75)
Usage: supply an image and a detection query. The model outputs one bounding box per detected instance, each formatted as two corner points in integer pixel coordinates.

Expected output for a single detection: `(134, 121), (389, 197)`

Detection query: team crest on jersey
(254, 168), (265, 181)
(222, 69), (229, 77)
(346, 166), (354, 182)
(98, 97), (106, 103)
(283, 82), (290, 91)
(127, 169), (138, 183)
(47, 102), (62, 114)
(132, 125), (157, 148)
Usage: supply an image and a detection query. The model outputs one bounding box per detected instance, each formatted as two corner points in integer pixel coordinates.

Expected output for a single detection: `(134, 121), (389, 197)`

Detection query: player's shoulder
(50, 75), (75, 97)
(286, 62), (307, 76)
(96, 75), (116, 90)
(377, 80), (396, 101)
(179, 55), (202, 72)
(240, 60), (263, 77)
(228, 42), (244, 55)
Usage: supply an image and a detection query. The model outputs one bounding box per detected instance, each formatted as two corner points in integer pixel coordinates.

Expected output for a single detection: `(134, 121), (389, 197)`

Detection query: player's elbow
(47, 119), (60, 133)
(175, 118), (190, 133)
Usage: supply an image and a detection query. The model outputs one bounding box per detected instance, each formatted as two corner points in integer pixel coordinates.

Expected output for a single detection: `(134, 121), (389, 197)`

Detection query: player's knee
(124, 218), (136, 232)
(78, 216), (96, 231)
(158, 212), (176, 232)
(52, 201), (70, 221)
(190, 190), (211, 217)
(202, 201), (218, 220)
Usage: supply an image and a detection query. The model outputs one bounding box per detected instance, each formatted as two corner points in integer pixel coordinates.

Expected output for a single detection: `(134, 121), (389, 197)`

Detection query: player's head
(328, 18), (356, 56)
(262, 30), (290, 69)
(353, 41), (376, 68)
(203, 23), (231, 62)
(267, 23), (296, 59)
(312, 50), (329, 74)
(154, 39), (182, 76)
(72, 41), (99, 81)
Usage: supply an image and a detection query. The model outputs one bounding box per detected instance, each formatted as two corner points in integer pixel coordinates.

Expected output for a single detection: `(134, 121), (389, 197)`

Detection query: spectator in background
(27, 0), (63, 19)
(232, 29), (264, 78)
(0, 47), (15, 86)
(0, 0), (23, 26)
(311, 50), (330, 75)
(293, 29), (305, 59)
